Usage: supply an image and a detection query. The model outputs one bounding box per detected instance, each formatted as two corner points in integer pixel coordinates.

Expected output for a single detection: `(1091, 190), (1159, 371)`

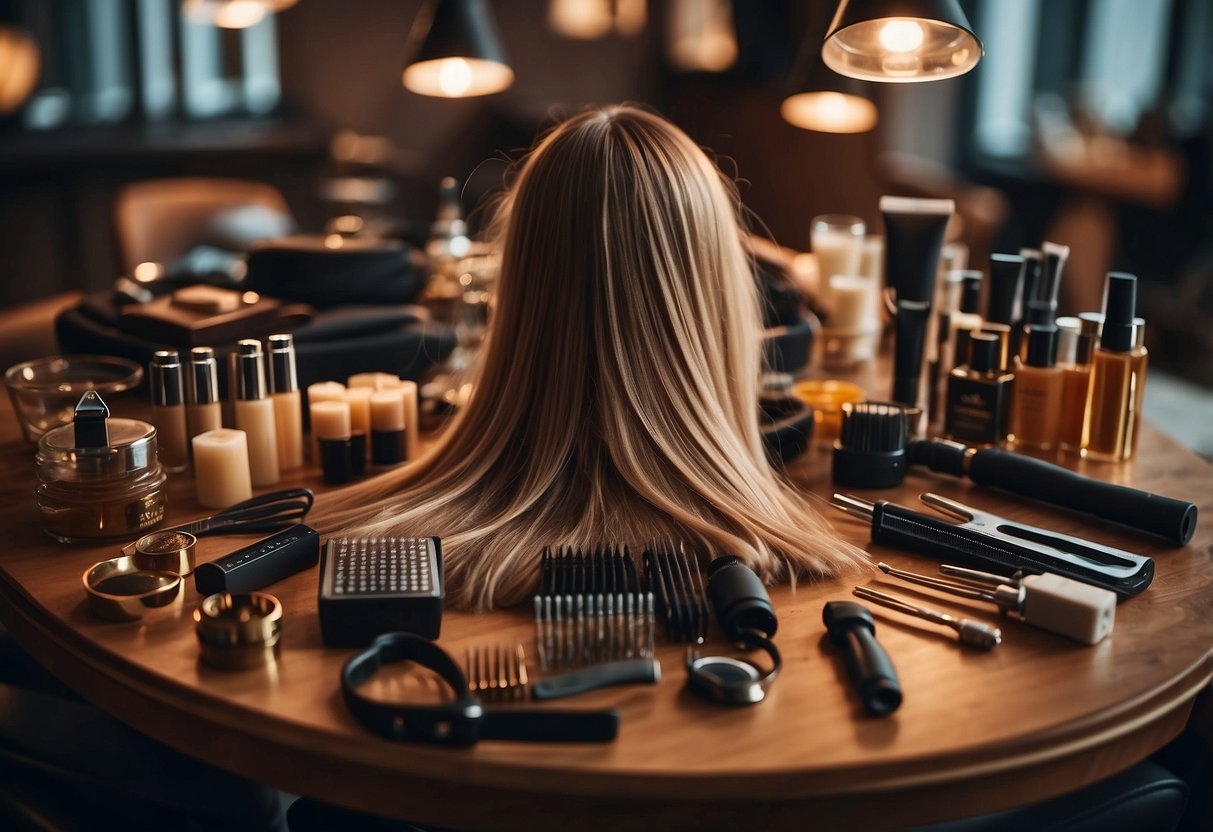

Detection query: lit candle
(193, 429), (254, 509)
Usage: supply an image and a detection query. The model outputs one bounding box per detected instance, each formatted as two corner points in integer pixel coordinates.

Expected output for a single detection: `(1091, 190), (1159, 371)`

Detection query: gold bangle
(131, 529), (197, 575)
(82, 556), (182, 622)
(194, 592), (283, 670)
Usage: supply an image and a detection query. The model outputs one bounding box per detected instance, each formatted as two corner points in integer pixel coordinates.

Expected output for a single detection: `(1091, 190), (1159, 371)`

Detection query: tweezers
(832, 492), (1154, 599)
(121, 488), (315, 555)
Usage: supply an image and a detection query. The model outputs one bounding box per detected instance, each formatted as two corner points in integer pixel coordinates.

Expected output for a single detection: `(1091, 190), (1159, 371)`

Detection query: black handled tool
(833, 492), (1155, 599)
(823, 601), (902, 717)
(908, 439), (1197, 546)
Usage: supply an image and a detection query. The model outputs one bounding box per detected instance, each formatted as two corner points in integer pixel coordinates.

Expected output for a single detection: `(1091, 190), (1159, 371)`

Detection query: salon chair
(114, 177), (296, 273)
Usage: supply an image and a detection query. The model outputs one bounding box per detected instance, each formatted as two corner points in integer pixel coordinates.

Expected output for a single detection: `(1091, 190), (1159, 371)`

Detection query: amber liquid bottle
(946, 332), (1014, 446)
(1057, 314), (1101, 453)
(1008, 325), (1063, 450)
(1084, 274), (1148, 461)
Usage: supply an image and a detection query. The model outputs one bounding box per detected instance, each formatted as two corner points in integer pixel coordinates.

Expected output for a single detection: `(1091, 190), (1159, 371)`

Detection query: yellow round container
(790, 380), (865, 444)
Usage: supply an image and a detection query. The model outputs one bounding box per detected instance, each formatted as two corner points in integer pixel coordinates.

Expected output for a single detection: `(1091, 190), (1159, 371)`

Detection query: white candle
(828, 274), (879, 332)
(398, 380), (419, 458)
(307, 381), (346, 405)
(193, 429), (254, 509)
(348, 372), (398, 390)
(813, 229), (864, 285)
(311, 400), (351, 440)
(370, 391), (405, 431)
(345, 387), (372, 436)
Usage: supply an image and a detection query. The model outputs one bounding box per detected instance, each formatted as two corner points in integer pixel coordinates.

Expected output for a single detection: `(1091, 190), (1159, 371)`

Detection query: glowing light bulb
(437, 58), (473, 97)
(212, 0), (268, 29)
(879, 19), (924, 53)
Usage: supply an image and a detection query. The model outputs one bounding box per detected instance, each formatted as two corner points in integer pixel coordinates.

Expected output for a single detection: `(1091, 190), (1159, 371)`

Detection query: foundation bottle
(267, 334), (304, 470)
(1057, 315), (1100, 453)
(945, 332), (1014, 446)
(1008, 325), (1063, 451)
(1084, 274), (1148, 462)
(233, 339), (281, 487)
(186, 347), (223, 440)
(149, 350), (188, 472)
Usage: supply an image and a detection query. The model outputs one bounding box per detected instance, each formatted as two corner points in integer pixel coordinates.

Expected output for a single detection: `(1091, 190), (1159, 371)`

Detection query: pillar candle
(311, 400), (351, 440)
(193, 429), (254, 509)
(348, 372), (398, 390)
(307, 381), (346, 405)
(370, 391), (405, 431)
(828, 274), (879, 332)
(345, 387), (373, 436)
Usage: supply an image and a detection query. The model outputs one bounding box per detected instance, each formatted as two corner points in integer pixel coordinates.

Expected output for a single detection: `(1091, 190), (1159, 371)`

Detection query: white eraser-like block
(1021, 573), (1117, 645)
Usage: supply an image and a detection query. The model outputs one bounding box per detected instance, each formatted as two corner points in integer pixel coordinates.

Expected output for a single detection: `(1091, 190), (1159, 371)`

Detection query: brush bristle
(838, 401), (910, 453)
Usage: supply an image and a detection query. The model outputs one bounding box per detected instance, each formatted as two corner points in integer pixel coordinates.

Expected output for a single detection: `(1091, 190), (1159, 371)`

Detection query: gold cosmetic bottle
(1008, 325), (1062, 450)
(1057, 315), (1100, 453)
(186, 347), (223, 440)
(945, 332), (1014, 446)
(1084, 274), (1148, 462)
(149, 350), (188, 472)
(233, 340), (281, 487)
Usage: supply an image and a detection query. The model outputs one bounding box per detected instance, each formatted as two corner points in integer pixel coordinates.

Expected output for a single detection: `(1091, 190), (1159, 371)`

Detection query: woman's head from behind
(319, 105), (862, 609)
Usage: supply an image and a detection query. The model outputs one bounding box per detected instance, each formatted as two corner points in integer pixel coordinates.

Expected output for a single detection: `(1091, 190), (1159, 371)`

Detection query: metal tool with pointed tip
(853, 585), (1002, 650)
(876, 561), (1116, 645)
(832, 492), (1154, 599)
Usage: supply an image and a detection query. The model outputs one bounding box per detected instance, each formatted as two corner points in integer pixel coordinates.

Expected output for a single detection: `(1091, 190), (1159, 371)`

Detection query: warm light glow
(183, 0), (298, 30)
(667, 0), (738, 72)
(548, 0), (646, 38)
(878, 19), (924, 53)
(0, 26), (40, 114)
(133, 262), (162, 283)
(437, 57), (473, 96)
(402, 57), (514, 98)
(324, 234), (345, 250)
(781, 91), (878, 134)
(213, 0), (267, 28)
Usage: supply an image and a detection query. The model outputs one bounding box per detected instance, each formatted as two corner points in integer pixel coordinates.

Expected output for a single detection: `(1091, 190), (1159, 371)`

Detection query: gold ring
(194, 592), (283, 670)
(82, 556), (182, 622)
(132, 529), (197, 575)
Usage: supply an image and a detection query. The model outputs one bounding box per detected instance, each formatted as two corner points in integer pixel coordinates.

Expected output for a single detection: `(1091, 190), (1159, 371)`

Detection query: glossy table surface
(1, 387), (1211, 831)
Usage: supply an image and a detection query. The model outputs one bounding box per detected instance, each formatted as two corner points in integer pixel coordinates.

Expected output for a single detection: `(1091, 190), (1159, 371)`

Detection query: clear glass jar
(36, 418), (168, 543)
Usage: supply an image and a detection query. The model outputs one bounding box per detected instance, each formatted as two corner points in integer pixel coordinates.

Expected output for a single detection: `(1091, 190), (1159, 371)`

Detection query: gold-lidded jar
(36, 415), (168, 543)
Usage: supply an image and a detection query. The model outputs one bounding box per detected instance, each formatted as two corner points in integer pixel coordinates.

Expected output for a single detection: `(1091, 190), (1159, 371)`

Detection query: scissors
(121, 488), (315, 556)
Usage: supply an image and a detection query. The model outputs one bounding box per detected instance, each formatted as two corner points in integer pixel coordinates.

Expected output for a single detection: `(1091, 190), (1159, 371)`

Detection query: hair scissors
(121, 488), (315, 556)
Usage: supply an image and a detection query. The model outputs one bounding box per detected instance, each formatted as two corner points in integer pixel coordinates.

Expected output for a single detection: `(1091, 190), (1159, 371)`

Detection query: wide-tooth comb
(642, 544), (708, 644)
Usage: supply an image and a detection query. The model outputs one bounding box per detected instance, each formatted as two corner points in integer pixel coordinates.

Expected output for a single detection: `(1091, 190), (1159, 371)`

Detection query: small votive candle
(822, 274), (880, 368)
(311, 400), (353, 484)
(193, 429), (254, 509)
(369, 391), (405, 465)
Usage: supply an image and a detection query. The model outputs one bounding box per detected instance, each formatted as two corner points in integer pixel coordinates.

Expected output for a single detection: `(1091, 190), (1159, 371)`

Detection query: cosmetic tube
(892, 299), (931, 407)
(986, 254), (1023, 326)
(1085, 274), (1147, 462)
(1039, 242), (1068, 311)
(1058, 315), (1100, 452)
(369, 391), (406, 465)
(946, 333), (1014, 446)
(1009, 325), (1063, 450)
(193, 429), (253, 509)
(233, 340), (280, 487)
(267, 334), (304, 471)
(1013, 249), (1042, 357)
(880, 196), (955, 303)
(150, 350), (188, 472)
(186, 347), (223, 441)
(311, 400), (353, 485)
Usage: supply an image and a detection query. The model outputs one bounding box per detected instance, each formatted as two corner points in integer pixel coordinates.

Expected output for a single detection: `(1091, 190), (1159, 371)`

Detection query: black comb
(642, 545), (708, 644)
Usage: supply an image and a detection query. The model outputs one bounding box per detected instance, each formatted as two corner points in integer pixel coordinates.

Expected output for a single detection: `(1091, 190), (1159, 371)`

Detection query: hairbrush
(832, 401), (912, 489)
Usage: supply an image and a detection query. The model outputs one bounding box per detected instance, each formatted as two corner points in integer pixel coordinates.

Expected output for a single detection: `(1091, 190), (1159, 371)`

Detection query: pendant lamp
(782, 40), (877, 133)
(402, 0), (514, 98)
(822, 0), (982, 83)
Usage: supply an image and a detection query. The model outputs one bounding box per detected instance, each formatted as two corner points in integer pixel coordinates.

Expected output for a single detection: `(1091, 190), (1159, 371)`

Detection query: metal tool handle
(869, 501), (1154, 599)
(531, 658), (661, 701)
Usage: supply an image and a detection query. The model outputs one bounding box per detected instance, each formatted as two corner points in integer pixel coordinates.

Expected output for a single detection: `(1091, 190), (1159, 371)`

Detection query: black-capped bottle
(945, 332), (1014, 446)
(1084, 273), (1148, 461)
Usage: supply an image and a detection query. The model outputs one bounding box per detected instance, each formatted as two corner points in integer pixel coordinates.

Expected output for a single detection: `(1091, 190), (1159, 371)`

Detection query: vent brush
(832, 401), (912, 489)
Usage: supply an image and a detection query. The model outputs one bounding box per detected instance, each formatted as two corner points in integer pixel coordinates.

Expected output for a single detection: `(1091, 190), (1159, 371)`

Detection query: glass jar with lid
(35, 393), (168, 542)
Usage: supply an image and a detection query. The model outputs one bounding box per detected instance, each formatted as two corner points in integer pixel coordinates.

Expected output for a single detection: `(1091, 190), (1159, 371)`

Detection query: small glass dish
(5, 355), (144, 444)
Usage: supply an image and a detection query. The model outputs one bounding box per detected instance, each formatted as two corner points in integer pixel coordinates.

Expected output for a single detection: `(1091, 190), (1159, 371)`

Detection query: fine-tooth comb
(642, 544), (708, 644)
(464, 643), (529, 703)
(533, 546), (655, 672)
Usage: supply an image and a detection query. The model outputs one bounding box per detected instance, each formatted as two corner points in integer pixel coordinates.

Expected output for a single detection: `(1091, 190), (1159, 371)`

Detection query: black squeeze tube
(864, 500), (1154, 599)
(907, 439), (1197, 546)
(882, 202), (952, 303)
(986, 254), (1023, 325)
(892, 300), (931, 406)
(822, 602), (901, 717)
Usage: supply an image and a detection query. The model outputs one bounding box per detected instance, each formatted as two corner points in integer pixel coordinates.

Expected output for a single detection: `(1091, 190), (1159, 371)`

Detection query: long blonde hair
(316, 105), (865, 609)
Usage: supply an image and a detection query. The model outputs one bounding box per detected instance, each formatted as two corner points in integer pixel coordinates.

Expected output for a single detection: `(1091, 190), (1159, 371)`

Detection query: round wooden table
(1, 391), (1210, 830)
